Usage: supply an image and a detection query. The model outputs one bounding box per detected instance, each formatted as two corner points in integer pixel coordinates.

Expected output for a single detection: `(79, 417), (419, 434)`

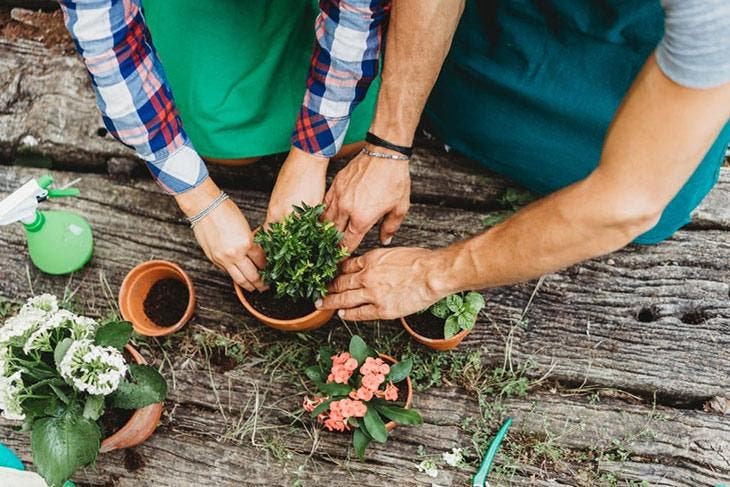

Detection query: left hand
(316, 247), (443, 320)
(265, 147), (329, 227)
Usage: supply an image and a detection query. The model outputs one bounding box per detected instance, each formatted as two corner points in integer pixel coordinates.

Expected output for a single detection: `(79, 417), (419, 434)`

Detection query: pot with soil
(119, 260), (196, 336)
(100, 344), (165, 452)
(401, 291), (485, 351)
(235, 204), (348, 331)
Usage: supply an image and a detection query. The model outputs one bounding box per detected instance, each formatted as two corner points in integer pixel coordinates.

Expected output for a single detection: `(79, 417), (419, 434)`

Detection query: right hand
(175, 178), (267, 292)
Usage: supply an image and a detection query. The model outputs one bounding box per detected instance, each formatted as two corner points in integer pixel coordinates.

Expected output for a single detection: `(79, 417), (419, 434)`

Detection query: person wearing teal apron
(317, 0), (730, 321)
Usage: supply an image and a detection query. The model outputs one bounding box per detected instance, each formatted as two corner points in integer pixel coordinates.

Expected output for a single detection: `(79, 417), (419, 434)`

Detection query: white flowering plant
(0, 295), (167, 487)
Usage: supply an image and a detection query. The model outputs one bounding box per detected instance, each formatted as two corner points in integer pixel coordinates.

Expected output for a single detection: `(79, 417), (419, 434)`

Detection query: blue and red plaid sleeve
(293, 0), (391, 158)
(58, 0), (208, 195)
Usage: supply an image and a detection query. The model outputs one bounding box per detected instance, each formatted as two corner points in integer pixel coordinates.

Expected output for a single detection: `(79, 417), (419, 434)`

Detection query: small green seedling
(429, 292), (485, 339)
(255, 203), (348, 302)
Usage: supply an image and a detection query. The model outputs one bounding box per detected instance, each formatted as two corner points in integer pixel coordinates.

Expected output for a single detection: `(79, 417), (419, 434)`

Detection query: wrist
(422, 246), (466, 300)
(174, 177), (221, 217)
(288, 146), (330, 169)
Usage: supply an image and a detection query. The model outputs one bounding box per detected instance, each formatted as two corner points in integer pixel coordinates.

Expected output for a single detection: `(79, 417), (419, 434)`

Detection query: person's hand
(265, 147), (328, 227)
(316, 247), (444, 320)
(323, 147), (410, 252)
(175, 178), (267, 292)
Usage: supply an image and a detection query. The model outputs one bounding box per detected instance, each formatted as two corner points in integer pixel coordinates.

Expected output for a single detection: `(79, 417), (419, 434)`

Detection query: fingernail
(315, 299), (323, 308)
(338, 310), (345, 318)
(383, 237), (393, 246)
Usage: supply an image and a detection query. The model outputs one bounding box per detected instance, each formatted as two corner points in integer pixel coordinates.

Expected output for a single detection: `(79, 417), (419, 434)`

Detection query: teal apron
(425, 0), (730, 244)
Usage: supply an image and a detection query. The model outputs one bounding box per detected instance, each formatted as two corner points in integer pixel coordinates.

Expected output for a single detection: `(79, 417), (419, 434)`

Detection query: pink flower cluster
(305, 354), (401, 433)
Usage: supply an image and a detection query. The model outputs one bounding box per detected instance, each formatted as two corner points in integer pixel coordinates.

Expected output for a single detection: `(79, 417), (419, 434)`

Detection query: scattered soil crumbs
(1, 7), (75, 54)
(101, 407), (135, 438)
(209, 346), (238, 372)
(243, 288), (316, 320)
(404, 312), (445, 340)
(143, 278), (189, 327)
(123, 448), (146, 472)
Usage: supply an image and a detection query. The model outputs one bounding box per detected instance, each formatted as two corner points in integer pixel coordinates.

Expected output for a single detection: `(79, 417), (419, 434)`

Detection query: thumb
(379, 207), (406, 246)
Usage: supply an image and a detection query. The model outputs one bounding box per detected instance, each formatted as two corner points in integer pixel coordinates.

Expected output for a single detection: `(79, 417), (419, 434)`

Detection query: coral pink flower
(332, 352), (358, 371)
(337, 398), (367, 418)
(359, 357), (390, 376)
(383, 382), (398, 401)
(327, 352), (359, 384)
(302, 395), (327, 412)
(350, 386), (374, 402)
(323, 417), (349, 432)
(362, 373), (385, 391)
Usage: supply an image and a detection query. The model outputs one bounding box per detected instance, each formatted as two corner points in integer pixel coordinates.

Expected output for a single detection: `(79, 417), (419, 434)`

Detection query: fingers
(237, 257), (267, 292)
(341, 220), (367, 253)
(327, 273), (360, 293)
(379, 204), (407, 246)
(338, 305), (379, 322)
(227, 265), (254, 292)
(341, 255), (367, 274)
(248, 244), (267, 270)
(317, 289), (369, 311)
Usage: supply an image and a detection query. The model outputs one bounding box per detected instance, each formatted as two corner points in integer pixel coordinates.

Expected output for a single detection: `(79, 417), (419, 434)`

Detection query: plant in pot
(302, 335), (422, 459)
(235, 203), (348, 331)
(0, 294), (167, 487)
(401, 292), (485, 351)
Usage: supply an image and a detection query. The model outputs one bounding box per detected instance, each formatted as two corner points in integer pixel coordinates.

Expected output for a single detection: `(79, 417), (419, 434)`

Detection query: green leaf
(386, 358), (412, 384)
(348, 335), (368, 365)
(374, 405), (423, 426)
(456, 313), (472, 328)
(94, 321), (133, 350)
(49, 383), (70, 405)
(445, 294), (462, 313)
(482, 211), (512, 228)
(304, 365), (324, 383)
(317, 382), (352, 396)
(82, 395), (105, 421)
(444, 316), (461, 339)
(310, 398), (335, 418)
(429, 299), (449, 319)
(109, 364), (167, 409)
(362, 407), (388, 443)
(464, 292), (485, 315)
(319, 346), (334, 370)
(353, 428), (371, 460)
(31, 407), (101, 487)
(53, 338), (73, 369)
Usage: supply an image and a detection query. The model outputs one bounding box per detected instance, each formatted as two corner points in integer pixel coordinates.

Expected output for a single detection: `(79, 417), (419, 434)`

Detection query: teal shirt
(425, 0), (729, 244)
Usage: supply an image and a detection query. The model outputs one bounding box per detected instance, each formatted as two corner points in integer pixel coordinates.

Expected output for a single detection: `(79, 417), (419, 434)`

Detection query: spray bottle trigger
(46, 188), (80, 198)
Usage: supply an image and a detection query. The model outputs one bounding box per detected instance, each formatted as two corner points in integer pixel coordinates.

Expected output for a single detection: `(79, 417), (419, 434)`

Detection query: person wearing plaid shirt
(58, 0), (389, 291)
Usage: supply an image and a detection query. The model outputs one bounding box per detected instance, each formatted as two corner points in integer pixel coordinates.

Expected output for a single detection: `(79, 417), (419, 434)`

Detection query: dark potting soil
(405, 312), (445, 340)
(210, 346), (238, 372)
(123, 448), (146, 472)
(243, 288), (316, 320)
(100, 406), (134, 438)
(143, 278), (189, 326)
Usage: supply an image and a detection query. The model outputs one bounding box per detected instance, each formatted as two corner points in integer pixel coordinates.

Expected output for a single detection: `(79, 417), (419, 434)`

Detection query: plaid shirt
(59, 0), (389, 194)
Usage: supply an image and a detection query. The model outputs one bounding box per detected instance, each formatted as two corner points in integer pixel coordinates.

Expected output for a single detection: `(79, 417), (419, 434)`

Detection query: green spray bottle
(0, 175), (93, 275)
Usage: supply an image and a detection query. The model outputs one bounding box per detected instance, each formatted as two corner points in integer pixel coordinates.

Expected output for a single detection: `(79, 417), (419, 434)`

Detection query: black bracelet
(365, 132), (413, 157)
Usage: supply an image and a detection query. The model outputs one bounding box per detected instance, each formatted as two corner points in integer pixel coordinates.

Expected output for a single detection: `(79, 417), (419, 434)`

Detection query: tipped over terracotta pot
(119, 260), (196, 336)
(100, 345), (163, 453)
(234, 283), (334, 332)
(379, 353), (413, 432)
(400, 316), (470, 352)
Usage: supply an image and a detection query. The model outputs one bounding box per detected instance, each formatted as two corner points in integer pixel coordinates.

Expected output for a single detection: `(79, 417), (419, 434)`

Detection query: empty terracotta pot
(234, 283), (334, 332)
(119, 260), (195, 336)
(400, 316), (470, 352)
(100, 345), (163, 453)
(379, 353), (413, 432)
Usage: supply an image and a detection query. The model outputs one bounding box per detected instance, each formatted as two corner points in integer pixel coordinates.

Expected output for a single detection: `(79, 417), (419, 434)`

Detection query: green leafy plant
(302, 335), (422, 459)
(0, 294), (167, 487)
(255, 203), (348, 302)
(429, 292), (485, 339)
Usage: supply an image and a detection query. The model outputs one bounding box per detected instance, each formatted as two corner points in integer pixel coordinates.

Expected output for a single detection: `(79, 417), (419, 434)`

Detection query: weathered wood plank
(1, 36), (729, 221)
(0, 166), (728, 405)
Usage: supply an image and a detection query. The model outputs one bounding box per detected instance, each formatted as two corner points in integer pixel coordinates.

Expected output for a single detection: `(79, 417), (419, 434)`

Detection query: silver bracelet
(187, 191), (229, 228)
(360, 147), (410, 161)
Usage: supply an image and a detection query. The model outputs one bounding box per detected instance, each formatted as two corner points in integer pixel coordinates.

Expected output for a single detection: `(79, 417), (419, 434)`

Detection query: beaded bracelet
(187, 191), (229, 229)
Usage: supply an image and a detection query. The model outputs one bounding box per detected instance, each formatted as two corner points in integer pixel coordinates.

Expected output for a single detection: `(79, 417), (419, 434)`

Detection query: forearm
(369, 0), (465, 145)
(428, 56), (730, 294)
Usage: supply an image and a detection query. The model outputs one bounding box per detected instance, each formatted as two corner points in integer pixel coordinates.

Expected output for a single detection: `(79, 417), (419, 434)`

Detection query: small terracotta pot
(119, 260), (196, 336)
(379, 353), (413, 432)
(234, 283), (333, 332)
(400, 316), (470, 352)
(100, 345), (164, 453)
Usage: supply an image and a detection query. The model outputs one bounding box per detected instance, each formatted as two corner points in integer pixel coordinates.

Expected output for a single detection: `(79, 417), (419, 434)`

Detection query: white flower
(0, 308), (46, 346)
(21, 294), (58, 315)
(0, 371), (25, 421)
(71, 315), (98, 339)
(442, 447), (465, 467)
(22, 310), (96, 354)
(59, 339), (127, 396)
(417, 459), (439, 478)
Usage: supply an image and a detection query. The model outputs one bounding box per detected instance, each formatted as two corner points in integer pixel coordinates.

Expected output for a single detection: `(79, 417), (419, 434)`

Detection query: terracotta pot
(100, 345), (164, 453)
(379, 353), (413, 432)
(234, 283), (333, 332)
(119, 260), (196, 337)
(400, 316), (470, 352)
